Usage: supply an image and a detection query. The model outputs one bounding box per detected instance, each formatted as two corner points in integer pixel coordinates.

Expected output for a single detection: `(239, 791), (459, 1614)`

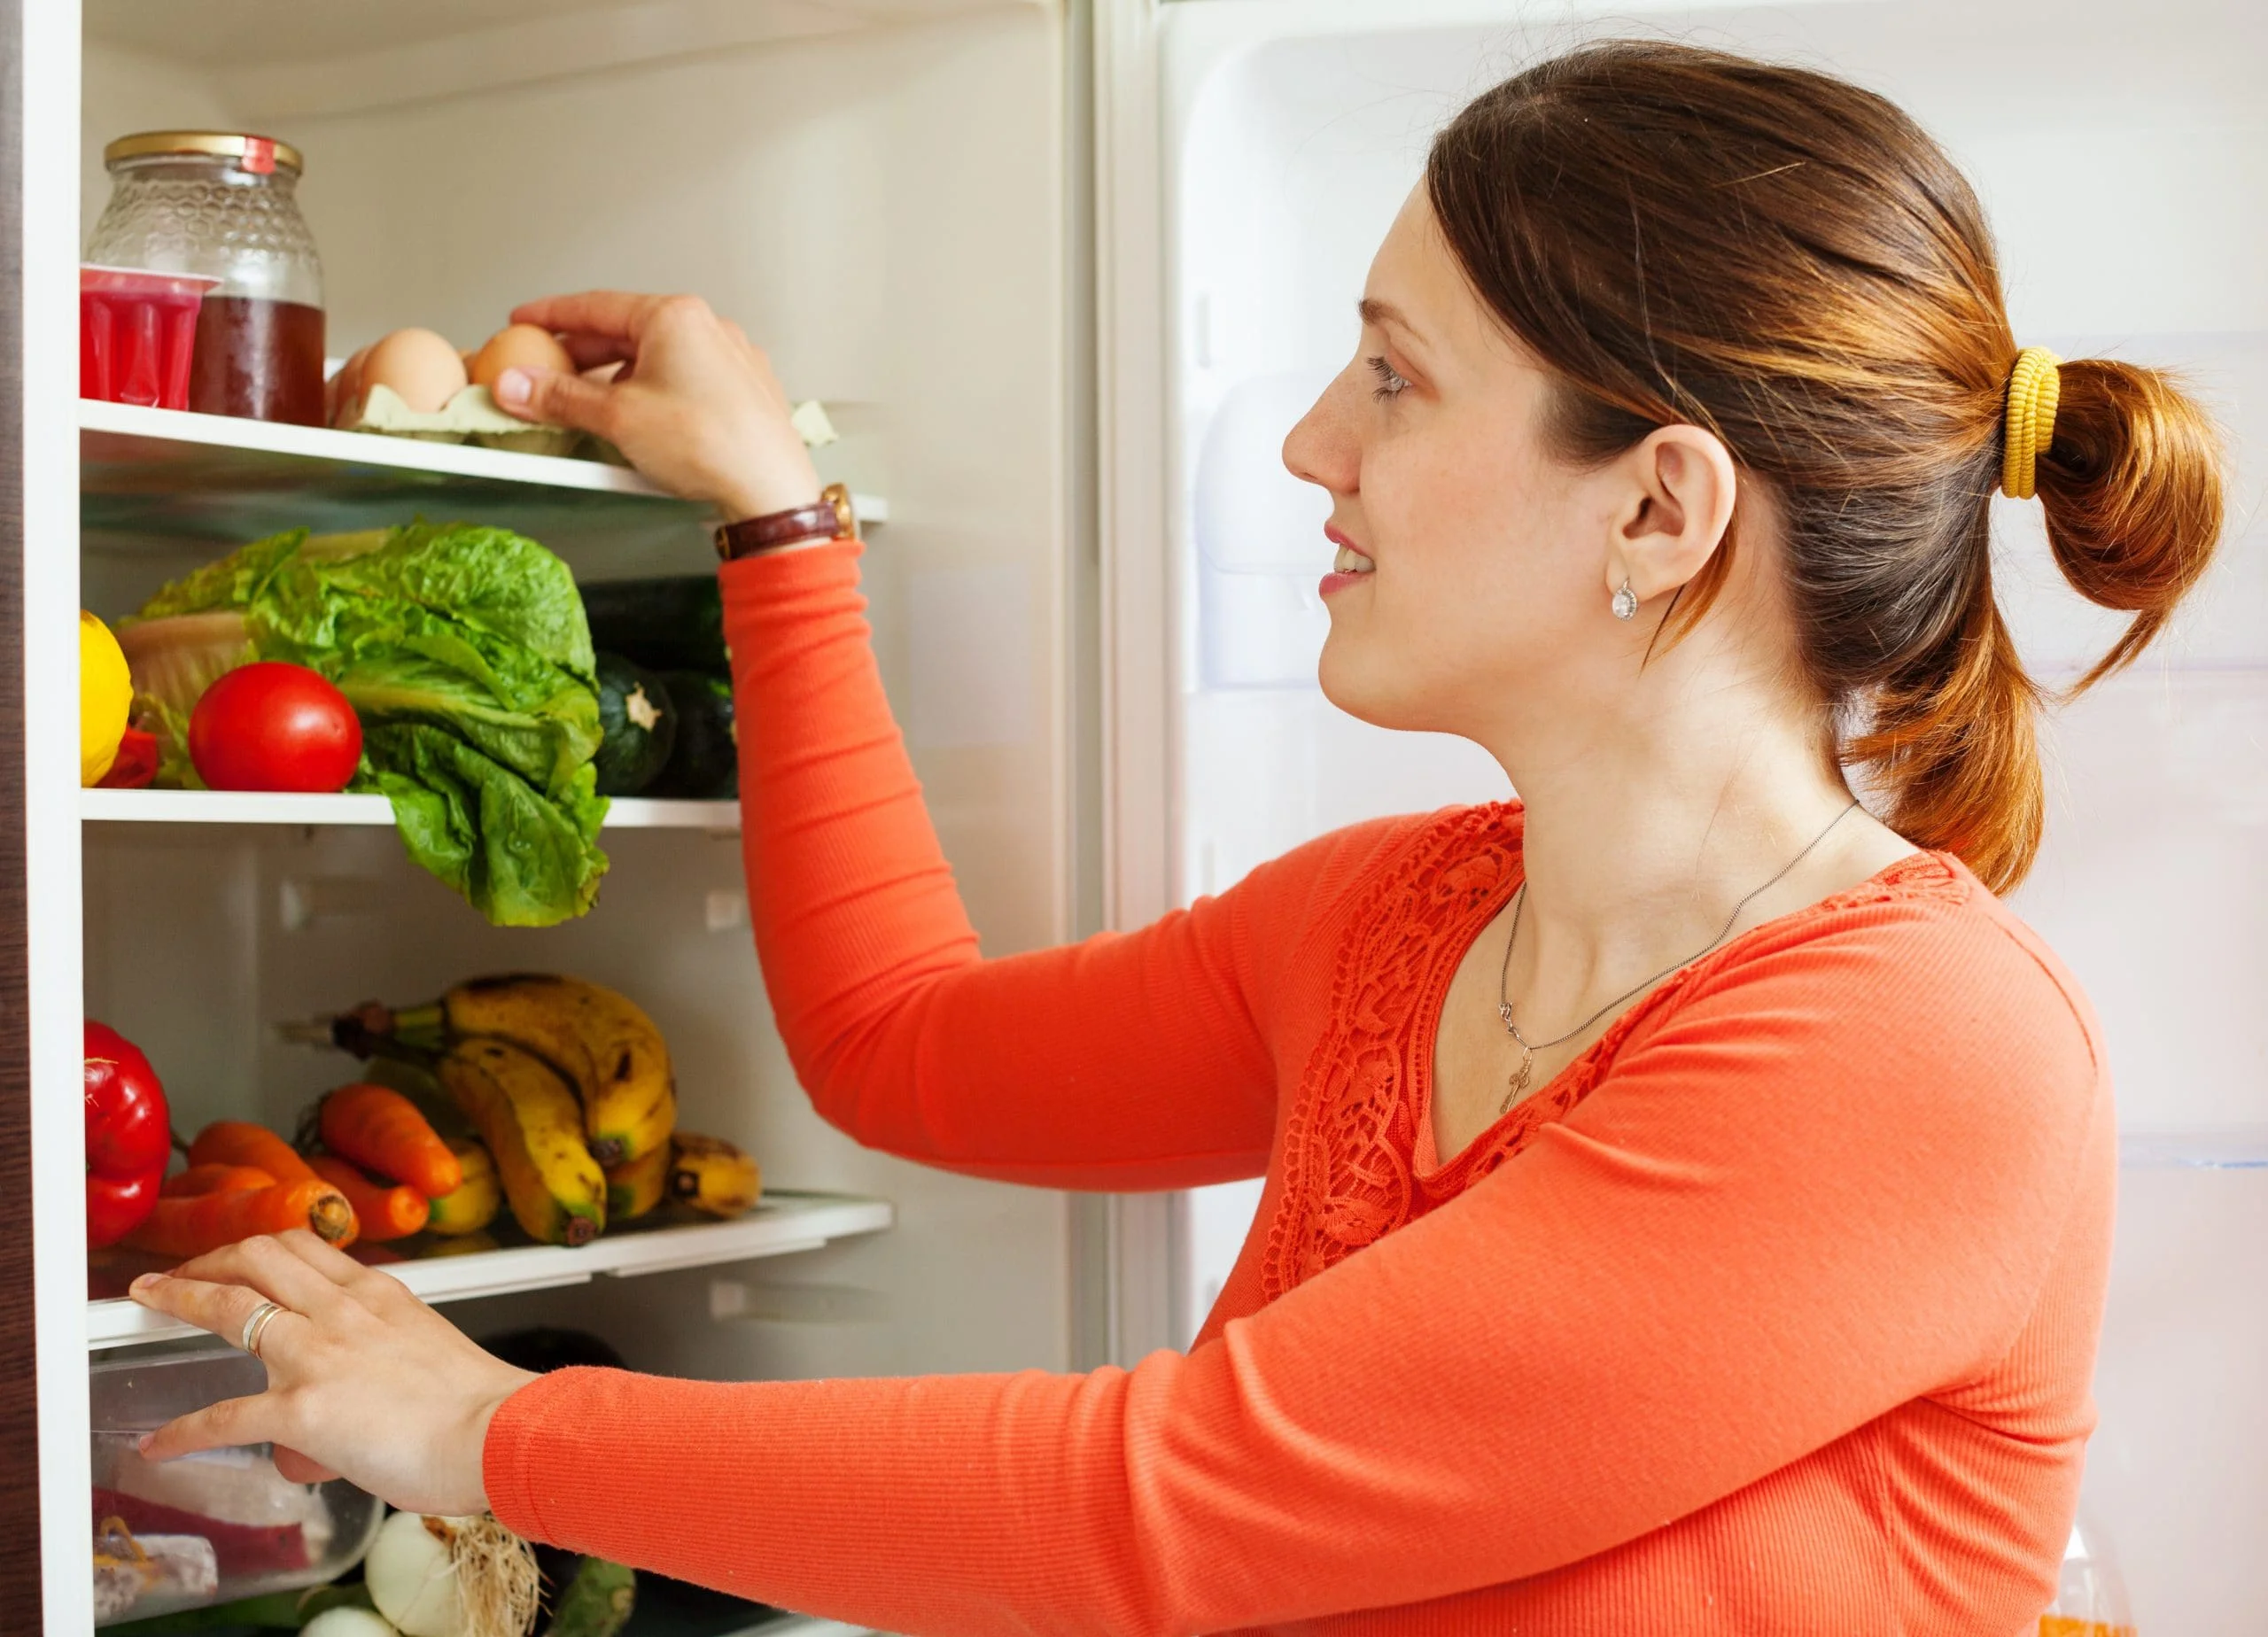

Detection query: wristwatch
(712, 482), (856, 562)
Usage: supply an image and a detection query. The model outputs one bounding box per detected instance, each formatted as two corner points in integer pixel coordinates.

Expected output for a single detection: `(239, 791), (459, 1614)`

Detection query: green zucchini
(593, 653), (678, 796)
(579, 576), (726, 673)
(544, 1557), (637, 1637)
(649, 671), (737, 800)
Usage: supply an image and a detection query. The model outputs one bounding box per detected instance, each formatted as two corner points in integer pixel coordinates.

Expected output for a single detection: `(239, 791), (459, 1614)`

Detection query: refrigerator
(3, 0), (2259, 1633)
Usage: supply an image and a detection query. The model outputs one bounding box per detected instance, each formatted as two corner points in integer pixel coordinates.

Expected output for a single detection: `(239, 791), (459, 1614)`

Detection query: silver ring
(238, 1300), (286, 1359)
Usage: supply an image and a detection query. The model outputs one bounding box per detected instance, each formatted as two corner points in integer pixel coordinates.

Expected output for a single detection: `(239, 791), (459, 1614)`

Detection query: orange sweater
(485, 542), (2114, 1636)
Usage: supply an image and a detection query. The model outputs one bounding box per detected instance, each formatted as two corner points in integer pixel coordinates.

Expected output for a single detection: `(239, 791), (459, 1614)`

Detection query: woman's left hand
(129, 1231), (537, 1516)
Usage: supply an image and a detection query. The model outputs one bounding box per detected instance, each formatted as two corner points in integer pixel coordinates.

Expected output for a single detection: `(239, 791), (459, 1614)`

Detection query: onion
(365, 1511), (462, 1637)
(364, 1511), (540, 1637)
(302, 1609), (401, 1637)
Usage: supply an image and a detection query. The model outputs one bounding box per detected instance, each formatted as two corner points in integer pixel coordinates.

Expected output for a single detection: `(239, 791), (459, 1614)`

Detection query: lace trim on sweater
(1263, 808), (1520, 1300)
(1262, 811), (1962, 1302)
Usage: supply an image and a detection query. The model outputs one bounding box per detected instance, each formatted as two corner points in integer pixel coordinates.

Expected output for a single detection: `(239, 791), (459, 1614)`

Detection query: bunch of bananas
(327, 974), (761, 1245)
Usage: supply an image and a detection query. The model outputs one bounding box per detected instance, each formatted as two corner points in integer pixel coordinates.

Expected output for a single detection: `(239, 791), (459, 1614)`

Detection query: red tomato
(188, 662), (362, 793)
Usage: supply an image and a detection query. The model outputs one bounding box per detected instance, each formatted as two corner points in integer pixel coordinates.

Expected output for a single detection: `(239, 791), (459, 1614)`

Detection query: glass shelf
(80, 400), (886, 555)
(82, 787), (741, 833)
(2118, 1129), (2268, 1170)
(88, 1191), (893, 1351)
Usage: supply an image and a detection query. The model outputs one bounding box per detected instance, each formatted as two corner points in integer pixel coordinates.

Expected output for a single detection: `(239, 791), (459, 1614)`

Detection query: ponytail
(2036, 359), (2225, 687)
(1849, 578), (2042, 895)
(1851, 356), (2224, 893)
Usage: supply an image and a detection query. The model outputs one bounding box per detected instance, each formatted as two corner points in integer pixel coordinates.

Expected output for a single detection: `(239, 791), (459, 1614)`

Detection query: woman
(133, 41), (2223, 1634)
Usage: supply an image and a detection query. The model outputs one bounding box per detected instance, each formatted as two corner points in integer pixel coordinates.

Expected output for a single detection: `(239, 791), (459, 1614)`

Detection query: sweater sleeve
(483, 897), (2110, 1635)
(718, 539), (1391, 1191)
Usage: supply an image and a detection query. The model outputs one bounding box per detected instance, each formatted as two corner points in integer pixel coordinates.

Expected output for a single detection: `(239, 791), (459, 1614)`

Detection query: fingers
(508, 290), (664, 341)
(559, 332), (634, 370)
(493, 366), (620, 433)
(271, 1225), (396, 1291)
(128, 1270), (310, 1362)
(141, 1390), (290, 1462)
(273, 1446), (341, 1485)
(166, 1232), (353, 1320)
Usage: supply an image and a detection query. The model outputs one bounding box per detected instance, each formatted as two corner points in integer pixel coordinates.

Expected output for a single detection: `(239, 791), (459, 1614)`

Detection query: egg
(469, 323), (574, 390)
(361, 327), (468, 415)
(327, 343), (374, 425)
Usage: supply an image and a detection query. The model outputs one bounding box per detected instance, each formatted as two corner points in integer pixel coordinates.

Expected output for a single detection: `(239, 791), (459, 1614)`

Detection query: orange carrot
(307, 1153), (430, 1240)
(123, 1178), (358, 1260)
(187, 1121), (323, 1188)
(161, 1164), (274, 1199)
(319, 1082), (461, 1199)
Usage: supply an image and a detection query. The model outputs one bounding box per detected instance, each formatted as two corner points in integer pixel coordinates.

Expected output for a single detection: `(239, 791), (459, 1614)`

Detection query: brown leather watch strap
(714, 482), (855, 561)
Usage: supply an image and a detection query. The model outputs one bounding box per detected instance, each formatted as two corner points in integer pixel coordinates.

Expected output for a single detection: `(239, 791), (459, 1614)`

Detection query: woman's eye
(1367, 355), (1410, 401)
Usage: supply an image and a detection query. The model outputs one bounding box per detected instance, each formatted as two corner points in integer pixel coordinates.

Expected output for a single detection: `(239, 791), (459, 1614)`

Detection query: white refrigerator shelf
(82, 787), (742, 832)
(2117, 1128), (2268, 1169)
(88, 1191), (894, 1350)
(79, 399), (886, 547)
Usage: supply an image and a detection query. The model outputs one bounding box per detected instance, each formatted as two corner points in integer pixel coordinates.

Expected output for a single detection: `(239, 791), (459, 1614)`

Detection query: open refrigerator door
(1148, 2), (2268, 1632)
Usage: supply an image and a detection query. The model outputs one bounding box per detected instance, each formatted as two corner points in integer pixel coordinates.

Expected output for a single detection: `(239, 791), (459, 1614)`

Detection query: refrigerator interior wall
(72, 0), (1073, 1446)
(1163, 3), (2268, 1629)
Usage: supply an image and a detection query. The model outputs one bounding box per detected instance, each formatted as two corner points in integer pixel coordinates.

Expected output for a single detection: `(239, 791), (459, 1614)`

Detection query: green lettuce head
(131, 522), (610, 927)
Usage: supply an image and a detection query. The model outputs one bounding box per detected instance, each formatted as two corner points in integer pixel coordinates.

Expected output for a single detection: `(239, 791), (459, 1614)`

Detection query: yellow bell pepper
(81, 611), (133, 786)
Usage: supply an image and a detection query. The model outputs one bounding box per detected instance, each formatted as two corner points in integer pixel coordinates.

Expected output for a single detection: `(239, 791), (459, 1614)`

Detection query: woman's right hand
(495, 291), (822, 524)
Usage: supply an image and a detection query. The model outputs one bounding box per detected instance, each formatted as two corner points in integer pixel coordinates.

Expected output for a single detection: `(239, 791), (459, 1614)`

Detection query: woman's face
(1284, 189), (1682, 742)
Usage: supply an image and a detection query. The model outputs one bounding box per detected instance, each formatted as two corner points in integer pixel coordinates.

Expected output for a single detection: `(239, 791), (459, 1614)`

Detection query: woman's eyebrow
(1357, 297), (1425, 350)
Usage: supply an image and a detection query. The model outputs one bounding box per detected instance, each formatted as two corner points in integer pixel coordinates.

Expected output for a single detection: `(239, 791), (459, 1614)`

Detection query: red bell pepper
(95, 726), (159, 790)
(86, 1021), (170, 1248)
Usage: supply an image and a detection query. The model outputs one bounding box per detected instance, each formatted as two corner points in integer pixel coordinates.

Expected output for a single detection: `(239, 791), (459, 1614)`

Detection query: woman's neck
(1480, 659), (1903, 999)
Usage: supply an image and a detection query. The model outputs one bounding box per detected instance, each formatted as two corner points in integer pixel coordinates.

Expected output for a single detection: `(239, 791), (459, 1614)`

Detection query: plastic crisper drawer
(89, 1347), (383, 1626)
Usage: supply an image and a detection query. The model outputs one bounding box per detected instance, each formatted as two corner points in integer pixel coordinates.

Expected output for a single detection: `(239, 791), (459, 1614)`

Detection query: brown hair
(1426, 41), (2225, 891)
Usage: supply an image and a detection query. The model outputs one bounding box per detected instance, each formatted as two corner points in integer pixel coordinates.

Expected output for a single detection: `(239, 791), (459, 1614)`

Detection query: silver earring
(1612, 579), (1639, 620)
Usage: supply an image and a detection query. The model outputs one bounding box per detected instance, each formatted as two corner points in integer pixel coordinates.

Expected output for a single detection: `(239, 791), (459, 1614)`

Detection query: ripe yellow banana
(439, 975), (675, 1167)
(329, 977), (677, 1166)
(435, 1039), (606, 1246)
(423, 1139), (501, 1237)
(602, 1138), (671, 1222)
(669, 1133), (761, 1220)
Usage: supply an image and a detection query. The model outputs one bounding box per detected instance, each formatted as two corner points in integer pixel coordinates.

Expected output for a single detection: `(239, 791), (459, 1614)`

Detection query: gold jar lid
(103, 131), (304, 175)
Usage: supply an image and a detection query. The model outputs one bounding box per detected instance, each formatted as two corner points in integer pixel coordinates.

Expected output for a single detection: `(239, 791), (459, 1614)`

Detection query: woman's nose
(1283, 368), (1359, 497)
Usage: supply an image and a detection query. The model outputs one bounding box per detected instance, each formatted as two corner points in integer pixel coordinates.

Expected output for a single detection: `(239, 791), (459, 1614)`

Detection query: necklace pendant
(1501, 1045), (1534, 1114)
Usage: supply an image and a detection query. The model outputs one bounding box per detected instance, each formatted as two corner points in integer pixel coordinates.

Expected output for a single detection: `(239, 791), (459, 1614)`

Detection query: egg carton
(338, 384), (840, 464)
(337, 383), (587, 458)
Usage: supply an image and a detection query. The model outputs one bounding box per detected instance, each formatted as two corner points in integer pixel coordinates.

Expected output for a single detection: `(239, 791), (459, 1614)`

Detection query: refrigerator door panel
(1160, 2), (2268, 1625)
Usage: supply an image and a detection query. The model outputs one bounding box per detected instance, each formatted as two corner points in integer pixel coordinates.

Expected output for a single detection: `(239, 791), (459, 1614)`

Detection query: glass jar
(2039, 1511), (2137, 1637)
(85, 132), (326, 426)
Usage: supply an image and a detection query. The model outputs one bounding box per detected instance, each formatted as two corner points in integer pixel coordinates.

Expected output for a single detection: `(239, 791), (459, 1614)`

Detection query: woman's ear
(1606, 424), (1739, 605)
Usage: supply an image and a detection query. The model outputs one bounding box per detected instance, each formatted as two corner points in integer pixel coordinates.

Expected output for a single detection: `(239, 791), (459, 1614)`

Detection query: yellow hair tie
(2001, 346), (2062, 501)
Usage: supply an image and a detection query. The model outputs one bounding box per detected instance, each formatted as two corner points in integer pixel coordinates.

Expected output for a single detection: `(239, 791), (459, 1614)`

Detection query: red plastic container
(81, 265), (220, 410)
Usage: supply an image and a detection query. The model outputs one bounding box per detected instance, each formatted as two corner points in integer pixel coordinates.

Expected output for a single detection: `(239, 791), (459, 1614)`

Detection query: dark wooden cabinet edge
(0, 0), (43, 1626)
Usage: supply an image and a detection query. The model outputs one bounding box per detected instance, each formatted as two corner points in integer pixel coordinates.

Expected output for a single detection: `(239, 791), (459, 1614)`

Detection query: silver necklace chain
(1494, 799), (1861, 1113)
